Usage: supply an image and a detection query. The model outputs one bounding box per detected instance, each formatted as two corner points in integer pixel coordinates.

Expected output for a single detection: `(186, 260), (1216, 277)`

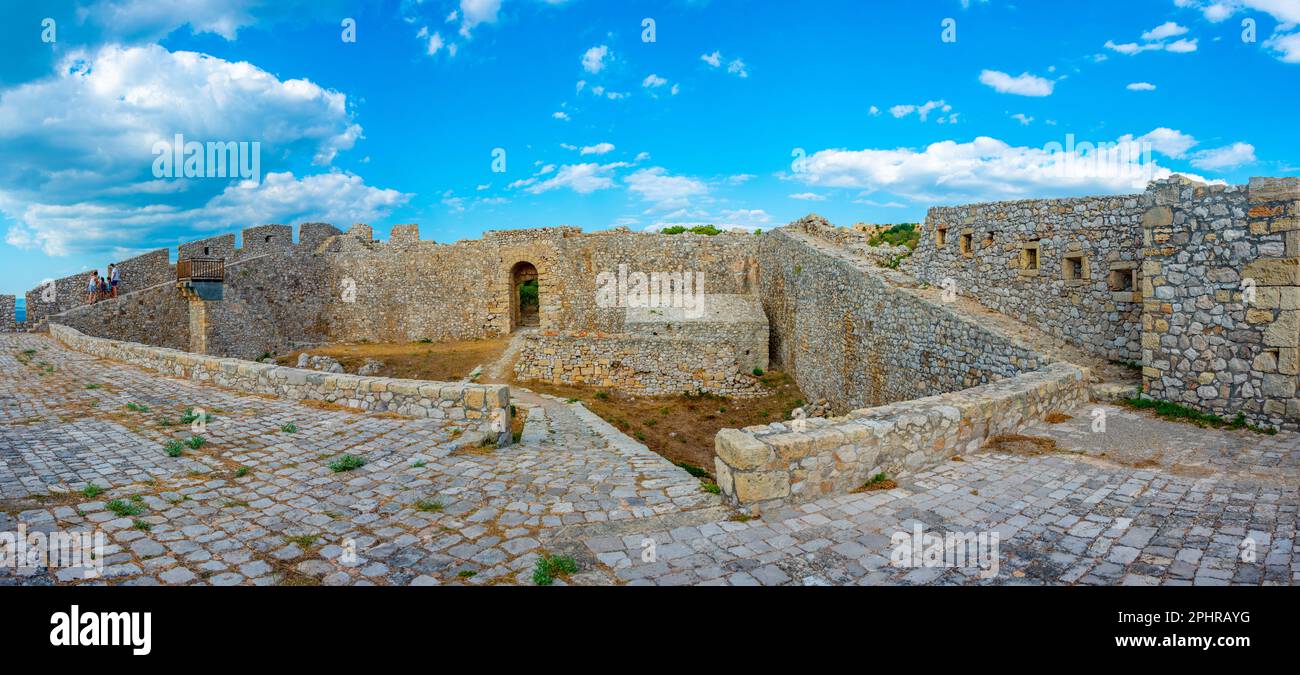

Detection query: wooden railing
(177, 257), (224, 283)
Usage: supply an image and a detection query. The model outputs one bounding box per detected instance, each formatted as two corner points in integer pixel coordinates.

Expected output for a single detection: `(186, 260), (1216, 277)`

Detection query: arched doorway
(510, 261), (539, 330)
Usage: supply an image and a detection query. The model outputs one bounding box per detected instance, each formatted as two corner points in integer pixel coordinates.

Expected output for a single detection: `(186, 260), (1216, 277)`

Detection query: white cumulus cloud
(978, 70), (1055, 96)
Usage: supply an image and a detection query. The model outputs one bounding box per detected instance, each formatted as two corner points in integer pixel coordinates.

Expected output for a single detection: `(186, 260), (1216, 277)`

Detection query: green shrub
(866, 223), (921, 249)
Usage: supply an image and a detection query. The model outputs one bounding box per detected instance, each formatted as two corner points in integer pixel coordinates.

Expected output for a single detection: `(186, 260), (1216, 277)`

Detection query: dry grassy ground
(279, 338), (512, 383)
(512, 370), (807, 473)
(280, 339), (807, 475)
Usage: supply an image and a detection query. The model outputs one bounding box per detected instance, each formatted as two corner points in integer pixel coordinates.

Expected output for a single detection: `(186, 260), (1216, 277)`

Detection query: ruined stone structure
(514, 294), (769, 396)
(0, 295), (15, 332)
(23, 174), (1300, 510)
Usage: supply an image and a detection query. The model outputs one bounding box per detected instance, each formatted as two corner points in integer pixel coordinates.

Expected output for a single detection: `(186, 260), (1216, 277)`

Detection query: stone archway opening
(511, 261), (539, 330)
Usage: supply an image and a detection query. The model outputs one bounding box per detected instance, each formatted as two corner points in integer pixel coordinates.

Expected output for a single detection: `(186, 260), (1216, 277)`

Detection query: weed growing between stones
(80, 484), (104, 498)
(106, 498), (144, 517)
(674, 461), (710, 478)
(180, 407), (214, 425)
(235, 466), (250, 477)
(280, 422), (297, 433)
(414, 499), (444, 512)
(329, 454), (367, 472)
(125, 402), (150, 412)
(285, 534), (319, 548)
(184, 435), (205, 449)
(859, 472), (898, 492)
(532, 553), (578, 585)
(163, 440), (184, 457)
(132, 519), (151, 531)
(1120, 397), (1276, 435)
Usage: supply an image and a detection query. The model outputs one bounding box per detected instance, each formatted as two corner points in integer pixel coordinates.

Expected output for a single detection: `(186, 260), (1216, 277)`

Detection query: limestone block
(714, 458), (734, 496)
(733, 470), (791, 503)
(1248, 177), (1300, 203)
(1242, 258), (1299, 287)
(715, 429), (774, 471)
(1263, 311), (1299, 347)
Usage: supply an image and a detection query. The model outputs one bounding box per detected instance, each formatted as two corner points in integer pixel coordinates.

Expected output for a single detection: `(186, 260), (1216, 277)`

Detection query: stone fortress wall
(1143, 178), (1300, 429)
(21, 174), (1300, 509)
(513, 294), (770, 397)
(760, 220), (1053, 413)
(909, 192), (1146, 362)
(322, 225), (760, 344)
(909, 176), (1300, 432)
(711, 220), (1090, 508)
(0, 295), (15, 332)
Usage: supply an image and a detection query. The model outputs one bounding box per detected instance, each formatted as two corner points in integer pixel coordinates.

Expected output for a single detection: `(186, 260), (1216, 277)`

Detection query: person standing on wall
(86, 270), (99, 304)
(109, 263), (121, 298)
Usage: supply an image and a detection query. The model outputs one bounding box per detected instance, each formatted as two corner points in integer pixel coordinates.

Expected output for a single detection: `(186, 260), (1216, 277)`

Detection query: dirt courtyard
(286, 338), (809, 473)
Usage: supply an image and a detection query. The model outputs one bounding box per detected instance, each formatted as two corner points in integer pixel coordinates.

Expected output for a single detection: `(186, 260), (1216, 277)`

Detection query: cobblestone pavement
(3, 333), (1298, 586)
(573, 409), (1299, 586)
(0, 334), (717, 586)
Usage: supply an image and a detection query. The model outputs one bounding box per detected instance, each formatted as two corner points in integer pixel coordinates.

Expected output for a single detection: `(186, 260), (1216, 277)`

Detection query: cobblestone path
(0, 334), (717, 585)
(3, 333), (1296, 585)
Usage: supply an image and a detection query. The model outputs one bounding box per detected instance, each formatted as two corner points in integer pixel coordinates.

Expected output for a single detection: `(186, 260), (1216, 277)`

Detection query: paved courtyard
(2, 333), (1297, 585)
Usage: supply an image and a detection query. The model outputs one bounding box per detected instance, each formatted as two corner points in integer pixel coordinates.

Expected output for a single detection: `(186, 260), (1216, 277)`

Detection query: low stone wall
(714, 362), (1089, 510)
(50, 324), (511, 445)
(515, 330), (767, 397)
(0, 295), (14, 332)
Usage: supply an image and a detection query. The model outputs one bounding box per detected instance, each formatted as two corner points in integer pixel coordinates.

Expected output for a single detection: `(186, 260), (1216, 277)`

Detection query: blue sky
(1, 0), (1298, 296)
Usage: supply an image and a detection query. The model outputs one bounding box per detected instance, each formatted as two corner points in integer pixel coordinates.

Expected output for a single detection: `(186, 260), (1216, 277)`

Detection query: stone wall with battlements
(31, 224), (340, 360)
(23, 247), (174, 329)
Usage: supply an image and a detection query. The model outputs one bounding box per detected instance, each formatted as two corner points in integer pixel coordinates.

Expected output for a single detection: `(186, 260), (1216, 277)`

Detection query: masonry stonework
(911, 192), (1146, 361)
(0, 295), (15, 332)
(1142, 177), (1300, 429)
(514, 295), (770, 397)
(23, 174), (1300, 511)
